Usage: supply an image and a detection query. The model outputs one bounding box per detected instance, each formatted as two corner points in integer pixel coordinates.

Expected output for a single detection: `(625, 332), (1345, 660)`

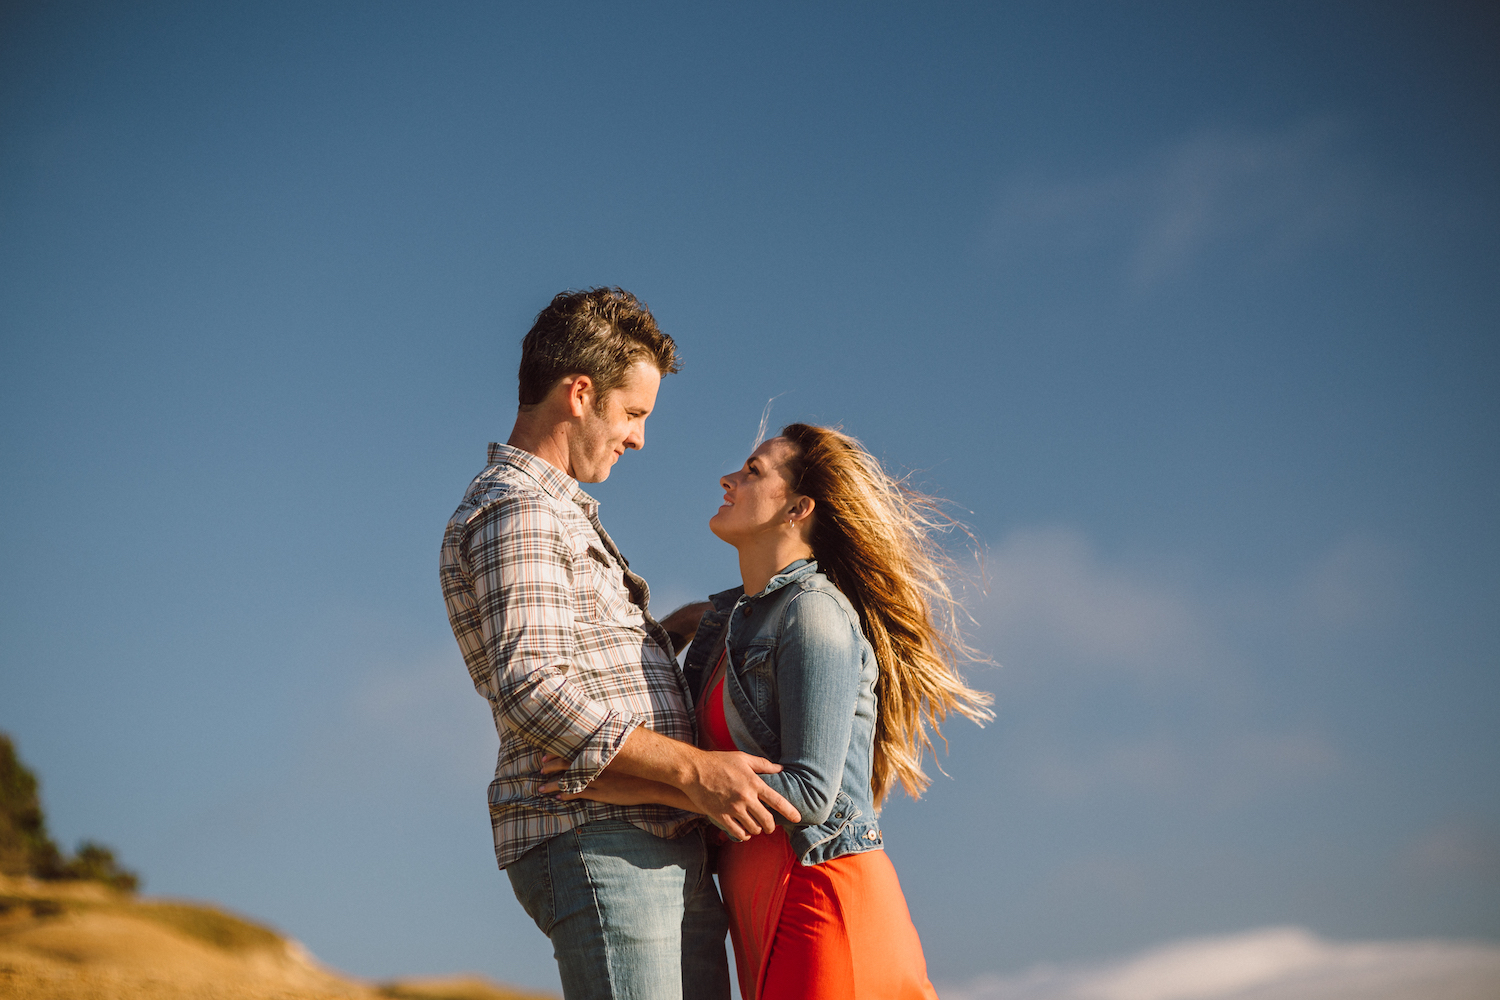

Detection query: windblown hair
(780, 423), (994, 805)
(518, 287), (680, 408)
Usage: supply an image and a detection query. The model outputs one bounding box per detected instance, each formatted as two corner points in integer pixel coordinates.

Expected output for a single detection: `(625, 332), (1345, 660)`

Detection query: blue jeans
(507, 820), (730, 1000)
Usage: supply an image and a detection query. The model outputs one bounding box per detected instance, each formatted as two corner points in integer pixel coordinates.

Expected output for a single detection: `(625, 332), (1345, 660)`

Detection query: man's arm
(539, 731), (801, 841)
(608, 727), (799, 840)
(468, 495), (643, 783)
(476, 500), (796, 835)
(543, 770), (696, 812)
(474, 499), (795, 835)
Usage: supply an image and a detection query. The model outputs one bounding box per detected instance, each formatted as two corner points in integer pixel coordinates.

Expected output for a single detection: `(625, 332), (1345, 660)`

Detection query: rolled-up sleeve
(466, 494), (641, 789)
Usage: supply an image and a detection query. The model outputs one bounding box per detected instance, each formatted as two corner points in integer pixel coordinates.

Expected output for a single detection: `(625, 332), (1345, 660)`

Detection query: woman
(555, 424), (992, 999)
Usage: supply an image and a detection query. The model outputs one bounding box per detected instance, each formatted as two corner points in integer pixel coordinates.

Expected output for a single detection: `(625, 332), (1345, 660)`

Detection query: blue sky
(1, 2), (1496, 994)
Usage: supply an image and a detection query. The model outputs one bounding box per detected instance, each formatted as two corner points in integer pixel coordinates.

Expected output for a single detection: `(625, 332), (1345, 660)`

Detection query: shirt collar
(486, 442), (599, 514)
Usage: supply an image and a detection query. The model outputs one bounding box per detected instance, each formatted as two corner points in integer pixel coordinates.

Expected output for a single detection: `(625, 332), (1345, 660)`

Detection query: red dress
(698, 655), (939, 1000)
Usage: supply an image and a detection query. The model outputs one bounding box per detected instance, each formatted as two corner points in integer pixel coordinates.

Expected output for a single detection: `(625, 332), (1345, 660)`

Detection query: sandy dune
(0, 875), (553, 1000)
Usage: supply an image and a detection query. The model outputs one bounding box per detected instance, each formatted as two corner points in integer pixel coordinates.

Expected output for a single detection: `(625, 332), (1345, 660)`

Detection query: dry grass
(126, 901), (286, 953)
(377, 976), (556, 1000)
(0, 875), (553, 1000)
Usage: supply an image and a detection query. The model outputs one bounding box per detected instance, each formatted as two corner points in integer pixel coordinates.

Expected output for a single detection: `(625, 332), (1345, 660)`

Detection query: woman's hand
(658, 601), (713, 653)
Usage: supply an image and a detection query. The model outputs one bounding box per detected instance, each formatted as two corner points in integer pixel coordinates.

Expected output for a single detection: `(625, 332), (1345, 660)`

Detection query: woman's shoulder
(780, 572), (863, 640)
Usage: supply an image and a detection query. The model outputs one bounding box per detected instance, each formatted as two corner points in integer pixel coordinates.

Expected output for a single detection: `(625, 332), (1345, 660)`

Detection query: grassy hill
(0, 874), (554, 1000)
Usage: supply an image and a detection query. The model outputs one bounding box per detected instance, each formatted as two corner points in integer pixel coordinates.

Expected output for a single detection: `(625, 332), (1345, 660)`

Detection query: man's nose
(624, 425), (644, 450)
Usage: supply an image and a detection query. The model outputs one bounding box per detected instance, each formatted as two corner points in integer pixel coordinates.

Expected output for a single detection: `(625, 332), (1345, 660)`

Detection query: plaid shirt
(440, 443), (697, 869)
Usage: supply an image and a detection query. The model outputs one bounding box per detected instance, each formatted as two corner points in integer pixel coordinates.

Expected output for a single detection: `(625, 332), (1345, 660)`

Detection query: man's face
(569, 360), (661, 483)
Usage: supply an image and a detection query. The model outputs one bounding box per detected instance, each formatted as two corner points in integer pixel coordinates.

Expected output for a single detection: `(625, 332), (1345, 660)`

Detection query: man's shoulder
(452, 468), (569, 531)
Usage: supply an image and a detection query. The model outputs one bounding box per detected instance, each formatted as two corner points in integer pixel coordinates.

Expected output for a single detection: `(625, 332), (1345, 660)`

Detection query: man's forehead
(616, 361), (662, 401)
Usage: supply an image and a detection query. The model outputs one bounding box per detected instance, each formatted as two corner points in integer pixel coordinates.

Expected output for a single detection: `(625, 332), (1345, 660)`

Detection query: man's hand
(678, 749), (800, 841)
(658, 601), (713, 653)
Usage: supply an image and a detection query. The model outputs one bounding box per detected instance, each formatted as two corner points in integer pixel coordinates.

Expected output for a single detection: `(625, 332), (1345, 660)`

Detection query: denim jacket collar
(704, 558), (821, 622)
(756, 557), (818, 593)
(729, 557), (820, 606)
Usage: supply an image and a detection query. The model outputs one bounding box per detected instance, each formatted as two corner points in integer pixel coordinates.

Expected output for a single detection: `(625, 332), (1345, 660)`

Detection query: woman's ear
(791, 496), (815, 523)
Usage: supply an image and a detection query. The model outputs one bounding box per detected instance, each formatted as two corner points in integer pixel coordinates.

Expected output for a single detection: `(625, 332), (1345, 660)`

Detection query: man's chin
(572, 452), (619, 484)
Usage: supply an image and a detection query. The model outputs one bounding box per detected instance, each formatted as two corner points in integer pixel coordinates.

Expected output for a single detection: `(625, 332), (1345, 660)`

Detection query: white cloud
(971, 527), (1406, 804)
(1018, 731), (1339, 805)
(988, 121), (1366, 290)
(939, 927), (1500, 1000)
(1406, 820), (1500, 883)
(1296, 535), (1409, 630)
(979, 527), (1207, 675)
(977, 526), (1405, 677)
(286, 650), (498, 796)
(345, 653), (496, 769)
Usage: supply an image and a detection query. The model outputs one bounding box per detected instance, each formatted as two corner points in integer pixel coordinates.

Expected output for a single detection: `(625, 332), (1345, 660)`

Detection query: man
(439, 288), (797, 1000)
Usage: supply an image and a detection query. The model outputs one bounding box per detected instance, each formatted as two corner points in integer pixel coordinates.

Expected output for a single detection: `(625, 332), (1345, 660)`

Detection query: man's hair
(517, 287), (680, 409)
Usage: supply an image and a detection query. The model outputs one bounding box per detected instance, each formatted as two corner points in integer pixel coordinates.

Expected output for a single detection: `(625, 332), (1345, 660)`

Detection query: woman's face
(710, 437), (804, 546)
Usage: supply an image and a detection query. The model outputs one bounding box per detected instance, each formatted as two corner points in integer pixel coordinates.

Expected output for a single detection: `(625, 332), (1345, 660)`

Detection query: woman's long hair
(780, 423), (994, 804)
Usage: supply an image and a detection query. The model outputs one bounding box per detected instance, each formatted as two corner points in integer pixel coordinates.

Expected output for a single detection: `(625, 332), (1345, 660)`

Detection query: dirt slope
(0, 875), (553, 1000)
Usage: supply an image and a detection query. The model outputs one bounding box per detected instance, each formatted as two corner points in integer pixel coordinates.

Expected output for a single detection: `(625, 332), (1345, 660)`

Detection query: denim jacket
(683, 559), (884, 866)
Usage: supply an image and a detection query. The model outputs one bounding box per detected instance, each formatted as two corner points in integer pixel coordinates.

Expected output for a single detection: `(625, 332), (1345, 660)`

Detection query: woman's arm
(754, 591), (864, 826)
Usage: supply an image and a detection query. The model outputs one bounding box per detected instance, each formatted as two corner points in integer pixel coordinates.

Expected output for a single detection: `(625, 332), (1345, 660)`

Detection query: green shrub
(58, 840), (140, 893)
(0, 732), (140, 891)
(0, 733), (61, 878)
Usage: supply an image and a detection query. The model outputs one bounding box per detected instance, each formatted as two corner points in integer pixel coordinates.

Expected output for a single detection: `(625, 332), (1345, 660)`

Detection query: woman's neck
(737, 538), (814, 597)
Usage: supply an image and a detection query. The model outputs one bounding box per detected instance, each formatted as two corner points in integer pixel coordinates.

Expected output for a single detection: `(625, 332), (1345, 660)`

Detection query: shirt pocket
(579, 543), (638, 624)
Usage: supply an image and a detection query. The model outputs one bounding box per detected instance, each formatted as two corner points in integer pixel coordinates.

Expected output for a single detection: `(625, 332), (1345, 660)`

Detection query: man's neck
(507, 413), (575, 480)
